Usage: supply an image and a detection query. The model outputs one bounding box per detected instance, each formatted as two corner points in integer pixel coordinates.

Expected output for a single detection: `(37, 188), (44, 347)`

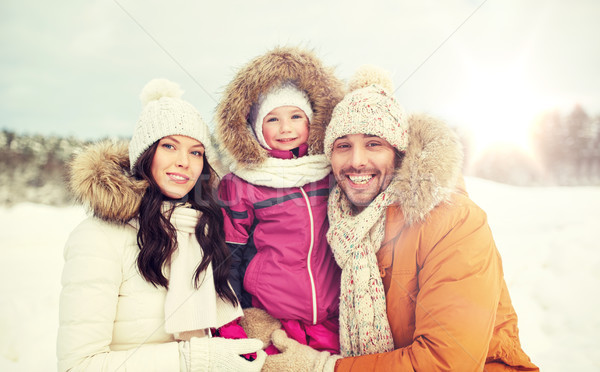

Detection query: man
(248, 67), (539, 371)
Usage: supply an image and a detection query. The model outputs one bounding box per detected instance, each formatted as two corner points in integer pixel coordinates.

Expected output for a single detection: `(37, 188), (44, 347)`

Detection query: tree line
(0, 131), (90, 206)
(1, 105), (598, 206)
(465, 105), (600, 186)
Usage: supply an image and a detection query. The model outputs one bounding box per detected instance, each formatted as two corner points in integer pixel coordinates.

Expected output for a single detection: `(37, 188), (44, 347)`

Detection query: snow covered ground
(0, 177), (598, 371)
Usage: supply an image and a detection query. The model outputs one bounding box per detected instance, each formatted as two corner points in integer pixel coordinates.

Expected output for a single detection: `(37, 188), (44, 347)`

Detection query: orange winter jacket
(335, 192), (539, 371)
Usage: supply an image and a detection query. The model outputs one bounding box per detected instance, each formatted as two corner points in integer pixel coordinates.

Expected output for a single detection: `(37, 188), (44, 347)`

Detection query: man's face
(330, 133), (397, 212)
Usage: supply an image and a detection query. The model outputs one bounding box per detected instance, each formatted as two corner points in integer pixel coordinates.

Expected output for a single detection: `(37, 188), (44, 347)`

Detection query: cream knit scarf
(327, 179), (399, 357)
(232, 154), (331, 188)
(164, 205), (243, 338)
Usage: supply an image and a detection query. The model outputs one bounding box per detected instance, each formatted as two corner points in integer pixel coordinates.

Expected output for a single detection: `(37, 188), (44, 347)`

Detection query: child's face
(262, 106), (309, 151)
(151, 135), (205, 199)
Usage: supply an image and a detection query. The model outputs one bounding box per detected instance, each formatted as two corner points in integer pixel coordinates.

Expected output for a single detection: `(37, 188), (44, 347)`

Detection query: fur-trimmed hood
(68, 140), (148, 224)
(215, 46), (345, 168)
(393, 112), (464, 225)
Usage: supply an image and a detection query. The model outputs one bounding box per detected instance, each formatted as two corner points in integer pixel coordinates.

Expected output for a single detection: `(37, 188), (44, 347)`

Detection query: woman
(57, 79), (266, 371)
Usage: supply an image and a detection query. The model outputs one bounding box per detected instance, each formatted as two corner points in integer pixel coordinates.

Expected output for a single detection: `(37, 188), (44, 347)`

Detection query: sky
(2, 0), (600, 154)
(1, 177), (599, 370)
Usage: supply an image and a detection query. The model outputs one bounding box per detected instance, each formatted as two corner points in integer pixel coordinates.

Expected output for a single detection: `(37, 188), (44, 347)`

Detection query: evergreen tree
(564, 105), (591, 180)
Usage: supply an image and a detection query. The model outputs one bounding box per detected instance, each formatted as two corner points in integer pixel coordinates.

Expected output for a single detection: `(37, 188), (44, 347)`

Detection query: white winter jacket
(57, 216), (180, 371)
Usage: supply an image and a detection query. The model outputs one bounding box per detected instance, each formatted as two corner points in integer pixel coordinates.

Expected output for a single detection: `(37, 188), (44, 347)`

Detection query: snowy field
(0, 177), (598, 371)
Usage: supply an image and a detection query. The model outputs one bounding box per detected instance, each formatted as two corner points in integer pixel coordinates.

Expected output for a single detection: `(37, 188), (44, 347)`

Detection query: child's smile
(262, 106), (309, 151)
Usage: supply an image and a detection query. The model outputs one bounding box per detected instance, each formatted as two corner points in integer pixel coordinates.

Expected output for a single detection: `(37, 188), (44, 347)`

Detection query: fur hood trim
(215, 46), (345, 168)
(69, 140), (147, 224)
(394, 113), (464, 225)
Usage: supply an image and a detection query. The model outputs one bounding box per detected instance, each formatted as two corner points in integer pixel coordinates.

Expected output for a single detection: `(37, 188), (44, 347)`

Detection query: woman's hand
(179, 337), (266, 372)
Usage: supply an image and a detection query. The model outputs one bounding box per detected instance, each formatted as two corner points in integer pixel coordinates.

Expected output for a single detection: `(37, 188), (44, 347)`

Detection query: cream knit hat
(249, 81), (313, 149)
(129, 78), (213, 172)
(324, 66), (409, 158)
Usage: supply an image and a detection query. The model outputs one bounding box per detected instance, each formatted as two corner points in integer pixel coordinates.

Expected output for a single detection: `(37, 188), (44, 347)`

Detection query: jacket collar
(69, 140), (147, 224)
(267, 143), (308, 159)
(391, 113), (464, 225)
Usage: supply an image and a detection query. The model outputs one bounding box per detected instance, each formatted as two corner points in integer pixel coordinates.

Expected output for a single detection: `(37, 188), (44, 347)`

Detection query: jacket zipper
(299, 186), (318, 325)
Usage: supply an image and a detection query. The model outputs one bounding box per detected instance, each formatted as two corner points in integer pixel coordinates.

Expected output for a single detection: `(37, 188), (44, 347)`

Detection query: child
(215, 47), (345, 355)
(57, 78), (265, 371)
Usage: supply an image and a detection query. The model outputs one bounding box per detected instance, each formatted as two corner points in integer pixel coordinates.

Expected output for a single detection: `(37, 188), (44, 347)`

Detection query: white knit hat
(249, 81), (313, 149)
(129, 78), (213, 171)
(324, 66), (409, 158)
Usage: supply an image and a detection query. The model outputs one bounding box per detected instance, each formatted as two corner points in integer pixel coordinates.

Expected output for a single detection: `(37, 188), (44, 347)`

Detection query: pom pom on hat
(250, 81), (313, 149)
(129, 78), (212, 172)
(140, 78), (184, 106)
(324, 66), (409, 158)
(347, 65), (394, 94)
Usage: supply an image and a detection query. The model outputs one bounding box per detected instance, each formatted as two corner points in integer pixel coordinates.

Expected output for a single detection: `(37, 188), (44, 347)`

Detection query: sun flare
(447, 61), (555, 157)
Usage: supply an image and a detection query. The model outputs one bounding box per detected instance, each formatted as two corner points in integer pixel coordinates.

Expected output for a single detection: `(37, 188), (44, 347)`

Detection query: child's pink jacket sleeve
(218, 174), (255, 245)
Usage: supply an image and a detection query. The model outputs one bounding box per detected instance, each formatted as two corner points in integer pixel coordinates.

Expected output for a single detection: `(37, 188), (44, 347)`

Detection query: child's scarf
(232, 154), (330, 188)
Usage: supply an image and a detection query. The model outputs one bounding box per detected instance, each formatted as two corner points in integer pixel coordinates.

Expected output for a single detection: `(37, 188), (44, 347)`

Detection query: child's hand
(239, 307), (282, 346)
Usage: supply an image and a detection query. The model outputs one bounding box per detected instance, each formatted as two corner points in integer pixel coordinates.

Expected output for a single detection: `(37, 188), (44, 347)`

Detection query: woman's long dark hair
(134, 141), (238, 306)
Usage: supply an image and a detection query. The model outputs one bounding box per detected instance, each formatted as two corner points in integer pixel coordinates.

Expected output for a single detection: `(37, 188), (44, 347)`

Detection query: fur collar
(69, 140), (147, 224)
(215, 46), (345, 169)
(393, 113), (464, 225)
(68, 113), (462, 226)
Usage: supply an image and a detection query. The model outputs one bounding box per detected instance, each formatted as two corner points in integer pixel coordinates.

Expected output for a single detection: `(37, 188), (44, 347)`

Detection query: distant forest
(1, 104), (599, 206)
(463, 105), (600, 186)
(0, 132), (91, 206)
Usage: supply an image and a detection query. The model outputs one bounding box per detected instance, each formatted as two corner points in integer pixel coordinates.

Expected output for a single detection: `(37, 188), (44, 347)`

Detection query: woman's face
(151, 135), (205, 199)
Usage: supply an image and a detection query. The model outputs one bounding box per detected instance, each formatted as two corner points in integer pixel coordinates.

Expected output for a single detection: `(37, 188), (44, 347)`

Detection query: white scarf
(164, 206), (243, 337)
(231, 154), (331, 188)
(327, 179), (400, 357)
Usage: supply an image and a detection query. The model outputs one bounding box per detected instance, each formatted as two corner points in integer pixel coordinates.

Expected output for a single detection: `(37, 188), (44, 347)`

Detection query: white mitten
(263, 329), (341, 372)
(179, 337), (266, 372)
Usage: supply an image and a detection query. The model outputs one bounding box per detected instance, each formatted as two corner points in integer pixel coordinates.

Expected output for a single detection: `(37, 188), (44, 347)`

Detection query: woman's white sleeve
(57, 219), (180, 372)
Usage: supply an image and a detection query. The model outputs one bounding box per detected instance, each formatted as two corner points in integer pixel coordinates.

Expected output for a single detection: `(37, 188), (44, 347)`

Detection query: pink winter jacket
(218, 149), (341, 326)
